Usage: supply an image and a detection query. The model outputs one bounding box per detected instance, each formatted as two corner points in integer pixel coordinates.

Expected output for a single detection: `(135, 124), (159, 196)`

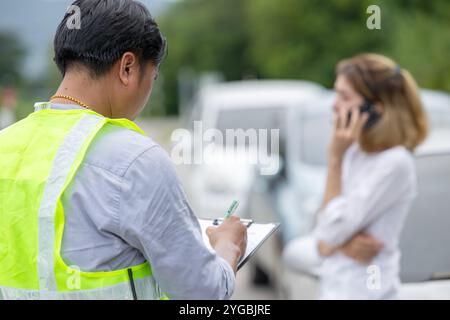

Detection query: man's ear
(118, 52), (138, 86)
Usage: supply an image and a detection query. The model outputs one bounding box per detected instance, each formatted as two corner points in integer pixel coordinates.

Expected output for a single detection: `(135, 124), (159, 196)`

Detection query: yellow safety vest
(0, 103), (167, 299)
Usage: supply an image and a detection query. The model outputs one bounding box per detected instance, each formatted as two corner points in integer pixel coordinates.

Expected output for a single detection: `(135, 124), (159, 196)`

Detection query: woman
(285, 53), (428, 299)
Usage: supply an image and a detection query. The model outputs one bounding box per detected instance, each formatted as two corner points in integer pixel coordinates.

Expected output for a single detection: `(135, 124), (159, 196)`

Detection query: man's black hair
(54, 0), (167, 77)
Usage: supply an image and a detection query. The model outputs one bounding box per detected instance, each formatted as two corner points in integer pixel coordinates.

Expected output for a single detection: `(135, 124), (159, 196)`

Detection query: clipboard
(198, 218), (280, 270)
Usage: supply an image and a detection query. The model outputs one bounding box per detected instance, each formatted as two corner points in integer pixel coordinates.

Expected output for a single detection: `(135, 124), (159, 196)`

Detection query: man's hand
(206, 215), (247, 273)
(340, 233), (384, 264)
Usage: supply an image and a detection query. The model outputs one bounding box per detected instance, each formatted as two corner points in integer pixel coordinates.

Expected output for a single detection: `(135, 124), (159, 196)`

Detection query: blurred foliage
(158, 0), (253, 116)
(387, 3), (450, 91)
(0, 31), (32, 120)
(1, 0), (450, 119)
(158, 0), (450, 115)
(0, 31), (26, 86)
(245, 0), (388, 84)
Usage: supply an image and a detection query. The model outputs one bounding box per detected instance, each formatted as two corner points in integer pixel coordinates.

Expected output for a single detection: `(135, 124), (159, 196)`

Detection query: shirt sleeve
(117, 145), (235, 300)
(283, 235), (323, 277)
(314, 152), (413, 247)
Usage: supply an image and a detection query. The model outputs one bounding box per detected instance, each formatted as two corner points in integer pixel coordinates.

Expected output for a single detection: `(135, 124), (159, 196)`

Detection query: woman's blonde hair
(336, 53), (428, 153)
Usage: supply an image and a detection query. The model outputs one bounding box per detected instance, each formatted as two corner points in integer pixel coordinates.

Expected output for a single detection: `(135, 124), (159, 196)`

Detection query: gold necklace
(50, 94), (90, 110)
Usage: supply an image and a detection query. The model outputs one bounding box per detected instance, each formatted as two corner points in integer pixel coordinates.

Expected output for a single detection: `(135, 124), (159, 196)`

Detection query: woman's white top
(284, 143), (417, 299)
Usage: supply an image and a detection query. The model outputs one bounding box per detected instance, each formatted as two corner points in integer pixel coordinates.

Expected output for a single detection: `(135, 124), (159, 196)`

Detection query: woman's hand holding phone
(321, 106), (368, 210)
(329, 106), (369, 161)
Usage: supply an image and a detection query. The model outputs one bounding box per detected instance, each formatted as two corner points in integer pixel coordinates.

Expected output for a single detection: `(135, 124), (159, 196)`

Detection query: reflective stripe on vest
(0, 104), (167, 300)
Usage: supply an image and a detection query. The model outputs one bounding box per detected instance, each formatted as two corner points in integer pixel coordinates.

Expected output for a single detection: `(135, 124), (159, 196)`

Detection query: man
(0, 0), (246, 300)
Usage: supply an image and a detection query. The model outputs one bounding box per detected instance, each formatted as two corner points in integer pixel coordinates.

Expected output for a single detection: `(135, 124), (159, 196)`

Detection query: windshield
(215, 106), (287, 155)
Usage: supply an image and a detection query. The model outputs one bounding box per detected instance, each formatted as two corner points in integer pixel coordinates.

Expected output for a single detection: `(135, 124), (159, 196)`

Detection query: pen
(213, 218), (253, 227)
(224, 200), (239, 219)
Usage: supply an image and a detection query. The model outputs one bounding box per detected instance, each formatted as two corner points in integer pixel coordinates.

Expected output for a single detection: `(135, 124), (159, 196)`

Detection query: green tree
(387, 0), (450, 91)
(245, 0), (390, 86)
(158, 0), (253, 115)
(0, 31), (26, 86)
(158, 0), (450, 115)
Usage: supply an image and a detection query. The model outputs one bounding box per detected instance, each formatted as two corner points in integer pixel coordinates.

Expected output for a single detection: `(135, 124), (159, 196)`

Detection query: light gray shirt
(53, 104), (235, 300)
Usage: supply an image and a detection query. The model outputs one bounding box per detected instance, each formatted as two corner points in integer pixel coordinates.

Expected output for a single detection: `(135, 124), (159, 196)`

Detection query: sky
(0, 0), (172, 78)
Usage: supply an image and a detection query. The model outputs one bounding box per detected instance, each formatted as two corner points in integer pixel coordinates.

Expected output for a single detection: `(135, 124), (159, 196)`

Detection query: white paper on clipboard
(198, 218), (280, 270)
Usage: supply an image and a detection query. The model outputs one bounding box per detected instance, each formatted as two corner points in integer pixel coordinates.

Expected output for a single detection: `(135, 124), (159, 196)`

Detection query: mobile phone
(347, 100), (380, 130)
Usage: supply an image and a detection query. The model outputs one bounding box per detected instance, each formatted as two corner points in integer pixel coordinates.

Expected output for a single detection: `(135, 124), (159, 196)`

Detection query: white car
(180, 80), (324, 219)
(248, 89), (450, 299)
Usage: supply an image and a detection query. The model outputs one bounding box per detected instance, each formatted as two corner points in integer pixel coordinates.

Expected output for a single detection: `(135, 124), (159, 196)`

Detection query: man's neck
(51, 72), (113, 117)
